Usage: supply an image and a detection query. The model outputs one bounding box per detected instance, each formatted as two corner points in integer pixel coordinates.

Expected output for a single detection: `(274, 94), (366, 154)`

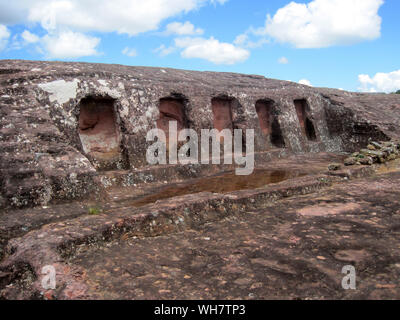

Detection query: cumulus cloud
(122, 47), (137, 57)
(358, 70), (400, 93)
(278, 56), (289, 64)
(299, 79), (313, 86)
(174, 36), (250, 65)
(42, 31), (100, 59)
(0, 24), (10, 51)
(0, 0), (228, 58)
(0, 1), (32, 25)
(0, 0), (226, 36)
(21, 30), (40, 43)
(164, 21), (203, 36)
(253, 0), (384, 48)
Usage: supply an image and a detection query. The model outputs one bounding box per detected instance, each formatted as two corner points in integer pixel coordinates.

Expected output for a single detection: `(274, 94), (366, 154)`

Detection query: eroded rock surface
(1, 59), (399, 209)
(72, 170), (400, 300)
(1, 60), (400, 300)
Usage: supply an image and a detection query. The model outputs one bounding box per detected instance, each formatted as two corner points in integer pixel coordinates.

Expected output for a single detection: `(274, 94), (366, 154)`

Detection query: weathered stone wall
(1, 60), (400, 209)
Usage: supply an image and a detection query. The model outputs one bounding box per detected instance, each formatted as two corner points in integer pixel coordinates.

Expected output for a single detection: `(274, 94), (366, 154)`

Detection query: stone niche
(156, 96), (187, 150)
(211, 96), (247, 152)
(255, 99), (285, 148)
(211, 97), (234, 132)
(78, 97), (123, 170)
(294, 99), (317, 141)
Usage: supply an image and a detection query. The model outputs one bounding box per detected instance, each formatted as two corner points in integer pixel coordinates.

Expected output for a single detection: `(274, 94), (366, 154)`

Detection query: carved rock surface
(1, 59), (400, 209)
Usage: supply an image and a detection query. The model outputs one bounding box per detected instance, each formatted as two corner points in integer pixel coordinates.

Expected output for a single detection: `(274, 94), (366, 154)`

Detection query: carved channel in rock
(294, 99), (317, 141)
(126, 169), (306, 208)
(78, 97), (122, 169)
(256, 100), (285, 148)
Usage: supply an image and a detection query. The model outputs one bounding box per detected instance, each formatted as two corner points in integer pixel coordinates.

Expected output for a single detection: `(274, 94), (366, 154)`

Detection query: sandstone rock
(371, 141), (383, 149)
(0, 59), (399, 209)
(344, 157), (357, 166)
(382, 141), (395, 148)
(382, 147), (394, 156)
(328, 163), (341, 171)
(360, 149), (384, 160)
(359, 156), (374, 165)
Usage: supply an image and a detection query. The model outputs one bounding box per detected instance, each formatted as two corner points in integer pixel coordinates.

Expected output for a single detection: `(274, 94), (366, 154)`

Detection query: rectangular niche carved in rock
(157, 97), (186, 133)
(255, 100), (272, 136)
(211, 97), (234, 132)
(78, 97), (122, 169)
(294, 99), (317, 141)
(256, 99), (285, 148)
(156, 97), (187, 151)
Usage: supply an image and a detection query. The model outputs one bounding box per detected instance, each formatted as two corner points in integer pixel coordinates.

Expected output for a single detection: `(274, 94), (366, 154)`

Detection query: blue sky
(0, 0), (399, 92)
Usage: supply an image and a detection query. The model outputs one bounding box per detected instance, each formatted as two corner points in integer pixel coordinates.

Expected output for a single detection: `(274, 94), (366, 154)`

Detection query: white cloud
(43, 31), (100, 59)
(0, 24), (10, 51)
(122, 47), (137, 57)
(233, 33), (269, 49)
(165, 21), (203, 36)
(0, 1), (32, 25)
(278, 56), (289, 64)
(233, 34), (247, 46)
(299, 79), (313, 86)
(210, 0), (228, 4)
(0, 0), (226, 36)
(0, 0), (228, 59)
(256, 0), (383, 48)
(358, 70), (400, 93)
(154, 44), (176, 57)
(21, 30), (40, 43)
(175, 36), (250, 65)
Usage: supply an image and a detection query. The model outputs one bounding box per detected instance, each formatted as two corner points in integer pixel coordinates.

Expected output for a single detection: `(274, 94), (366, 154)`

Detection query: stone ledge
(0, 173), (333, 299)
